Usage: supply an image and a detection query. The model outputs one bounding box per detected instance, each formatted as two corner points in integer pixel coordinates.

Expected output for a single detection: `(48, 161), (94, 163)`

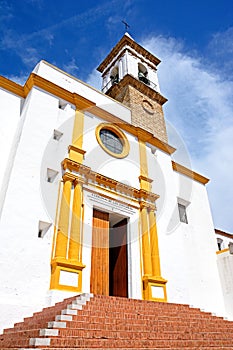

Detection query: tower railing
(101, 75), (157, 93)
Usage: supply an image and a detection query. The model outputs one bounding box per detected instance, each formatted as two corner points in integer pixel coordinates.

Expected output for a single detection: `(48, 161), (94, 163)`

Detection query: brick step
(64, 320), (232, 334)
(3, 296), (91, 334)
(1, 294), (233, 349)
(47, 337), (233, 348)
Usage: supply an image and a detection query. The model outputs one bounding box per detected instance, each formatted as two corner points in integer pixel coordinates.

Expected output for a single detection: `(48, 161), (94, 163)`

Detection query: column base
(50, 257), (85, 293)
(142, 275), (167, 302)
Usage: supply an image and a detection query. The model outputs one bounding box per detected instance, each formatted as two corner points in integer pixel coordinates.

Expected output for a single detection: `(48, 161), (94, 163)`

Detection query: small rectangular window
(178, 203), (188, 224)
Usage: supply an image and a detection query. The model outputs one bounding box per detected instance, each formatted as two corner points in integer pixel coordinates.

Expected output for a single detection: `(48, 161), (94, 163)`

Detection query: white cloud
(207, 27), (233, 80)
(141, 34), (233, 232)
(6, 73), (29, 85)
(63, 57), (79, 76)
(86, 69), (101, 90)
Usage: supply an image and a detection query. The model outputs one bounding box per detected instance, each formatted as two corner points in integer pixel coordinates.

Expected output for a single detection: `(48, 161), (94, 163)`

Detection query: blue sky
(0, 0), (233, 232)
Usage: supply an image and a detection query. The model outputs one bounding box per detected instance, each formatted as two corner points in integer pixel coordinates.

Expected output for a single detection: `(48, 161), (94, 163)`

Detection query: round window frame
(95, 123), (130, 159)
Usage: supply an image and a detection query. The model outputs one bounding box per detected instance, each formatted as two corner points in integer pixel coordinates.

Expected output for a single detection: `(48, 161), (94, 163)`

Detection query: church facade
(0, 34), (232, 332)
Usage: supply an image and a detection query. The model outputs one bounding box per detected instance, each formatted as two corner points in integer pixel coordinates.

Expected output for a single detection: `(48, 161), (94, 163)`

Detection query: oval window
(100, 128), (123, 154)
(96, 124), (130, 158)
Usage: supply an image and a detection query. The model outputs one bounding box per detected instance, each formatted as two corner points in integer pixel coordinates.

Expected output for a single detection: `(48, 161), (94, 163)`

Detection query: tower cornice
(106, 74), (168, 106)
(97, 34), (161, 73)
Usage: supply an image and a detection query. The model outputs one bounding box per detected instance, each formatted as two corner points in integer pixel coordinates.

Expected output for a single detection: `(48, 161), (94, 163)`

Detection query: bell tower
(97, 33), (168, 143)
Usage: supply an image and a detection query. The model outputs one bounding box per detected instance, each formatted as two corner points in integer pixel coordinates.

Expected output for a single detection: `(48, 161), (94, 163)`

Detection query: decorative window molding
(53, 129), (63, 141)
(38, 221), (52, 238)
(177, 198), (190, 224)
(47, 168), (59, 183)
(96, 123), (130, 159)
(178, 203), (188, 224)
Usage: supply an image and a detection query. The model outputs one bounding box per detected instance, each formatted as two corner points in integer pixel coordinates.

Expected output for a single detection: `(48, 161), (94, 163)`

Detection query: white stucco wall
(147, 145), (225, 315)
(0, 86), (74, 332)
(82, 112), (140, 189)
(0, 88), (23, 216)
(33, 61), (131, 124)
(217, 251), (233, 318)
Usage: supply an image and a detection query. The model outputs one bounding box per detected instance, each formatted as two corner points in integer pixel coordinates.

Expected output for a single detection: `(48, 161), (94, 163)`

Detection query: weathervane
(122, 20), (130, 32)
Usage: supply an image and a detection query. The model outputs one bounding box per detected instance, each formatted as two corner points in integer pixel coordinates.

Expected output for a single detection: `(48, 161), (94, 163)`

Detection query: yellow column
(149, 208), (161, 277)
(140, 204), (152, 276)
(68, 179), (83, 261)
(54, 177), (72, 258)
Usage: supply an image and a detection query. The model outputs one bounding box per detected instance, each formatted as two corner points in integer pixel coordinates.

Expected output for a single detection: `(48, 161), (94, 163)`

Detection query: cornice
(0, 73), (95, 110)
(215, 228), (233, 239)
(0, 76), (24, 97)
(97, 34), (161, 73)
(107, 74), (168, 106)
(0, 72), (175, 155)
(62, 158), (159, 205)
(172, 161), (209, 185)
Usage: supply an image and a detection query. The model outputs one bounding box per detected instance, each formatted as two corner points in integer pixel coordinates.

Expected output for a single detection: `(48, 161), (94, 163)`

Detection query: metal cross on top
(122, 20), (130, 31)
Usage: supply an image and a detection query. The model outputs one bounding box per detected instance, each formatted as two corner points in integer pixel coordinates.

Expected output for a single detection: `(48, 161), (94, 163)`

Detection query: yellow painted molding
(138, 175), (153, 183)
(0, 76), (25, 97)
(26, 74), (96, 110)
(138, 140), (148, 180)
(62, 159), (159, 205)
(72, 110), (84, 148)
(142, 275), (167, 302)
(216, 248), (230, 255)
(70, 109), (85, 164)
(68, 181), (83, 261)
(140, 207), (153, 276)
(68, 144), (86, 155)
(50, 257), (85, 292)
(54, 179), (72, 259)
(172, 161), (209, 185)
(51, 257), (86, 270)
(95, 123), (130, 159)
(1, 73), (176, 156)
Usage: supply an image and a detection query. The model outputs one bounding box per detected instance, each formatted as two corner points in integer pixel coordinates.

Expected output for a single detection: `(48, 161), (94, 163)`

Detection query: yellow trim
(149, 209), (161, 277)
(142, 276), (167, 302)
(140, 206), (152, 276)
(0, 74), (175, 155)
(95, 123), (130, 159)
(138, 140), (148, 179)
(68, 180), (83, 261)
(50, 257), (85, 292)
(216, 248), (229, 255)
(51, 180), (62, 259)
(0, 76), (24, 97)
(69, 110), (85, 163)
(54, 178), (72, 259)
(172, 161), (209, 185)
(138, 137), (153, 192)
(62, 159), (159, 204)
(72, 110), (84, 147)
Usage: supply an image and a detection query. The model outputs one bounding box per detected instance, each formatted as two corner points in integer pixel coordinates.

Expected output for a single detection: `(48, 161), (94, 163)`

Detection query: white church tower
(97, 33), (168, 143)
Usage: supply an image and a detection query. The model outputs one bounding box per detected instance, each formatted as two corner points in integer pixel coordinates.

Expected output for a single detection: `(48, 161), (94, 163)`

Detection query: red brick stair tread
(0, 293), (233, 349)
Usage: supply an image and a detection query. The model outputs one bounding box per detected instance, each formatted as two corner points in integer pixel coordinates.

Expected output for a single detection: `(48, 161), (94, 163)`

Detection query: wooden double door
(90, 209), (128, 297)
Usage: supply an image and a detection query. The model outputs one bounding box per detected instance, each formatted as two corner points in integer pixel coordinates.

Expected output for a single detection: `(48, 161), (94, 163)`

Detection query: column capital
(140, 201), (156, 211)
(63, 172), (76, 183)
(74, 176), (86, 186)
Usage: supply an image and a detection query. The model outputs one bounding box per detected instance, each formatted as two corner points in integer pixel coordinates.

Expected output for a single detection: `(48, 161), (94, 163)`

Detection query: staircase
(1, 293), (233, 349)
